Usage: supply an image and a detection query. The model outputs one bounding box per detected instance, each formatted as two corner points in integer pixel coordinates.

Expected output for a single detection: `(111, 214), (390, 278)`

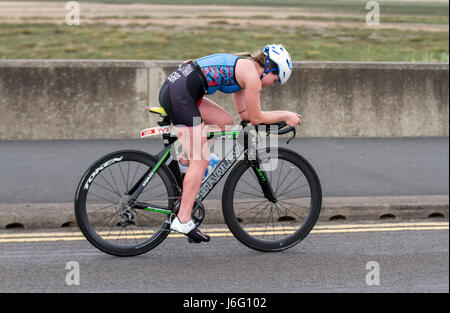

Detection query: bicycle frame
(129, 120), (276, 215)
(75, 112), (320, 255)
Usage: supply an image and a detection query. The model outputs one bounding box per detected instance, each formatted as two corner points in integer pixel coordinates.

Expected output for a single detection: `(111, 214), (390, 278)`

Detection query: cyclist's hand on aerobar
(182, 59), (195, 64)
(286, 112), (302, 127)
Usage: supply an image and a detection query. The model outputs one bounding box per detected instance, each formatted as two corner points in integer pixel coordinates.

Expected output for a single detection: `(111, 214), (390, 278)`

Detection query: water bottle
(178, 153), (220, 180)
(203, 153), (220, 181)
(178, 159), (189, 174)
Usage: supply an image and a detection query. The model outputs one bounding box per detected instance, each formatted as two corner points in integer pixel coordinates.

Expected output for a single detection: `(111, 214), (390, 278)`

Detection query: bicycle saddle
(146, 106), (167, 117)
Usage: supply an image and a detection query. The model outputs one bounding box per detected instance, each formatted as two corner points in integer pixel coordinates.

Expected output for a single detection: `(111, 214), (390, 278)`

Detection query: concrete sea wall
(0, 60), (448, 139)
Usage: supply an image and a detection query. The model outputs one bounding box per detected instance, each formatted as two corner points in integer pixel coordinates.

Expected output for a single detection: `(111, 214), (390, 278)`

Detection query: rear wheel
(222, 148), (322, 252)
(74, 150), (179, 257)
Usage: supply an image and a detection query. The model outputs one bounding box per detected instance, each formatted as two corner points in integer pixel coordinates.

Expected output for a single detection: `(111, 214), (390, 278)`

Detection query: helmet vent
(286, 59), (292, 70)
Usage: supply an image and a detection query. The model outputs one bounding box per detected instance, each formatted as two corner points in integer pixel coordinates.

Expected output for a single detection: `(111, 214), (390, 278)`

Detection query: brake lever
(287, 127), (296, 144)
(261, 122), (296, 144)
(276, 125), (296, 144)
(277, 122), (287, 130)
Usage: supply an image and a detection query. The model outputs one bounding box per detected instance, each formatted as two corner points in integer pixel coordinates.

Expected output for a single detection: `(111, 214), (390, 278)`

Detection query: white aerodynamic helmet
(262, 44), (293, 85)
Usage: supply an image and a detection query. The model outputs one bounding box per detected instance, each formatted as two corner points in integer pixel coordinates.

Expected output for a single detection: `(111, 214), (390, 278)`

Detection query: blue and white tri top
(195, 53), (243, 95)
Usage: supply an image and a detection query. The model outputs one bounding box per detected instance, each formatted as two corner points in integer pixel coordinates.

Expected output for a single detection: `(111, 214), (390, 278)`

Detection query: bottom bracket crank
(191, 199), (205, 227)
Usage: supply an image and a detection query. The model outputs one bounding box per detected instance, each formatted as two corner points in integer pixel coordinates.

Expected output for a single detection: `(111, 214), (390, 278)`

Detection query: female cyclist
(158, 44), (301, 243)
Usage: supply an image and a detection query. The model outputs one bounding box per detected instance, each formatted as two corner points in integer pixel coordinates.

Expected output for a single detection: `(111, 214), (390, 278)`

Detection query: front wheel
(222, 147), (322, 252)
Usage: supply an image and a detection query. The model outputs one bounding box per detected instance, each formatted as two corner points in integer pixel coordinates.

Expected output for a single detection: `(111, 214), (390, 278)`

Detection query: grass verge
(0, 22), (448, 62)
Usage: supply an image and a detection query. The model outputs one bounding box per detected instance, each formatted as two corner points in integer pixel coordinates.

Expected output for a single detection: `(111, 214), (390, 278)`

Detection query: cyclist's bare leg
(199, 97), (233, 132)
(175, 122), (209, 223)
(178, 97), (233, 165)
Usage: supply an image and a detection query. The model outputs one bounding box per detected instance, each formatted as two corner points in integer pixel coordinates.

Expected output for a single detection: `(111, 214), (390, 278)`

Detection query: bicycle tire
(74, 150), (179, 257)
(222, 147), (322, 252)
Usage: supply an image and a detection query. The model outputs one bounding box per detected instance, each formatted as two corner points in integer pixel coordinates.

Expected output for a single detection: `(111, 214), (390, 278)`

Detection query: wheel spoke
(235, 199), (269, 219)
(97, 172), (121, 197)
(277, 200), (306, 221)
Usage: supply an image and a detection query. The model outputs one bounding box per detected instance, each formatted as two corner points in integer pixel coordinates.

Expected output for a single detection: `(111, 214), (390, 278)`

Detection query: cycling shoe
(170, 216), (210, 243)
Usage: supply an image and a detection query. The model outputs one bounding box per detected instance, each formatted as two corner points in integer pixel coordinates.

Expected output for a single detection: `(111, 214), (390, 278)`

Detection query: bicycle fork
(244, 127), (278, 203)
(251, 162), (277, 203)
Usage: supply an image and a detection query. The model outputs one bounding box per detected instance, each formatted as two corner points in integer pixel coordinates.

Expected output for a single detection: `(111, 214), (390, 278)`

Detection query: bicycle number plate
(140, 126), (170, 138)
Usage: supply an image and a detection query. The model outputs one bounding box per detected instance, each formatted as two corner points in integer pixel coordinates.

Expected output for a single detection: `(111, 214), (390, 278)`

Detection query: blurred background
(0, 0), (448, 62)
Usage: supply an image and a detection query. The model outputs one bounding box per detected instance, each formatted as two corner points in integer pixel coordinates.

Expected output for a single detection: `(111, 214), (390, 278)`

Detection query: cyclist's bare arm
(234, 63), (301, 126)
(232, 92), (250, 121)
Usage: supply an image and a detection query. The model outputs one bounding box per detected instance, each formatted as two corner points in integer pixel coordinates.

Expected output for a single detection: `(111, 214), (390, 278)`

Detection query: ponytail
(234, 50), (277, 72)
(234, 52), (253, 58)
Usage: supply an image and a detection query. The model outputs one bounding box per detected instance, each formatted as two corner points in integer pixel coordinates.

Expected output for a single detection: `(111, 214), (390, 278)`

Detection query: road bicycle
(74, 106), (322, 256)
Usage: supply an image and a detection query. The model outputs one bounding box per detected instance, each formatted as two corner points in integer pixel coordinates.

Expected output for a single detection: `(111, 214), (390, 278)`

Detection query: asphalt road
(0, 220), (448, 293)
(0, 137), (448, 203)
(1, 137), (448, 296)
